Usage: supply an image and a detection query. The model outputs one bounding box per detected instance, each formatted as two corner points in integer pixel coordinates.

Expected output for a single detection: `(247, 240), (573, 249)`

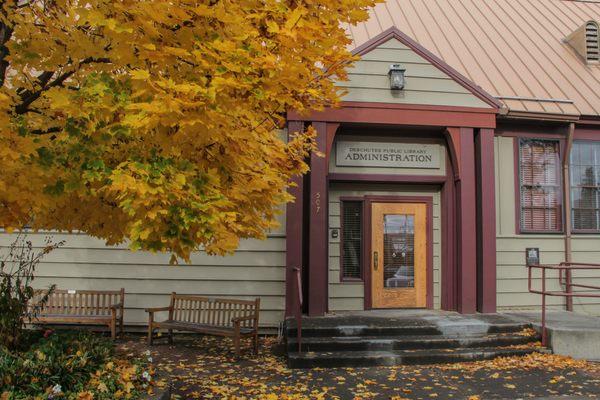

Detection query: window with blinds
(570, 141), (600, 232)
(341, 201), (362, 280)
(519, 139), (562, 232)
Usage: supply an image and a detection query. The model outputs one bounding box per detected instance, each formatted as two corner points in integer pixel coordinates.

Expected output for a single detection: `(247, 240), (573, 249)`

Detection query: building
(3, 0), (600, 328)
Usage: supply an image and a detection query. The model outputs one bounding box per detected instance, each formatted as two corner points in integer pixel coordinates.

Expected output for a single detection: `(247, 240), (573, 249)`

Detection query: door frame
(363, 195), (434, 310)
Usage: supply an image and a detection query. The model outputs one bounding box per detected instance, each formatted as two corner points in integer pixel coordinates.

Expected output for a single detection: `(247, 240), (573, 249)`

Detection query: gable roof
(352, 27), (501, 109)
(346, 0), (600, 119)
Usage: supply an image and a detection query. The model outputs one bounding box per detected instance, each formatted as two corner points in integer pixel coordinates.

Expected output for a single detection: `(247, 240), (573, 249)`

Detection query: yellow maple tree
(0, 0), (377, 261)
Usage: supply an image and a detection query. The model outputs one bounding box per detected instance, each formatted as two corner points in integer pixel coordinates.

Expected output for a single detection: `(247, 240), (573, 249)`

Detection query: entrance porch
(284, 310), (542, 368)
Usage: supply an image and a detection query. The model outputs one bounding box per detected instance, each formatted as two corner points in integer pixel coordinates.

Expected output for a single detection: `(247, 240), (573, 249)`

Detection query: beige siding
(330, 135), (446, 176)
(339, 38), (489, 108)
(328, 183), (442, 311)
(495, 136), (600, 314)
(0, 225), (286, 328)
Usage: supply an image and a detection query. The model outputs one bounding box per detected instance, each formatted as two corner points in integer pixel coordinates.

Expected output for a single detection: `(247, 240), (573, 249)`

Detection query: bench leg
(253, 332), (259, 355)
(168, 329), (173, 345)
(110, 321), (116, 340)
(119, 317), (124, 338)
(147, 324), (154, 345)
(234, 334), (241, 358)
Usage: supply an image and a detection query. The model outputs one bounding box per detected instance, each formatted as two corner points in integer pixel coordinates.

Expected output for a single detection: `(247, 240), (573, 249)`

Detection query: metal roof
(346, 0), (600, 119)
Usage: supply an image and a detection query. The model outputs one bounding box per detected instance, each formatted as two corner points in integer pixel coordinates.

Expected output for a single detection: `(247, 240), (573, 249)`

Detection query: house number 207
(314, 192), (321, 214)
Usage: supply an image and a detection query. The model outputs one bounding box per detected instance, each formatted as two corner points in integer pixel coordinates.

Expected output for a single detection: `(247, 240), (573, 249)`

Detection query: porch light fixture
(388, 64), (406, 90)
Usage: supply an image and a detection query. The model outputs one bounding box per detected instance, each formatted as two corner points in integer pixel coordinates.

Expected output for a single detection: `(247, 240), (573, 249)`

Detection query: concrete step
(287, 347), (543, 369)
(285, 322), (532, 338)
(286, 333), (539, 352)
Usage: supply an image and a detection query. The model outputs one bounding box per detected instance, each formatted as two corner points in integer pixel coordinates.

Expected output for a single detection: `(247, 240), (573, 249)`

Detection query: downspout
(563, 122), (575, 311)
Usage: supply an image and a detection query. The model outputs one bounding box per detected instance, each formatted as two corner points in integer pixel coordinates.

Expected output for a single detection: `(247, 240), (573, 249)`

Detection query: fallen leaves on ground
(117, 335), (600, 400)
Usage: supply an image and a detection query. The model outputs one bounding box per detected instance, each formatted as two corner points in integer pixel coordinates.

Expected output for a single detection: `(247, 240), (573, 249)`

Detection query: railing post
(542, 267), (547, 347)
(565, 264), (573, 311)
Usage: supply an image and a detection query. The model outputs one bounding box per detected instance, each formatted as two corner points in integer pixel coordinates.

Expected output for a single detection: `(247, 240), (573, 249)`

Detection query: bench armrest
(145, 306), (172, 313)
(110, 302), (123, 310)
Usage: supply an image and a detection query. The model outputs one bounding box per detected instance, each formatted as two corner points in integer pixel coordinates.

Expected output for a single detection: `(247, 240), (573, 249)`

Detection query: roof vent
(564, 20), (599, 64)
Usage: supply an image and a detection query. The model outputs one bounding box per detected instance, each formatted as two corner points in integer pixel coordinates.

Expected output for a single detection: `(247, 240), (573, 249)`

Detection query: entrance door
(371, 202), (427, 308)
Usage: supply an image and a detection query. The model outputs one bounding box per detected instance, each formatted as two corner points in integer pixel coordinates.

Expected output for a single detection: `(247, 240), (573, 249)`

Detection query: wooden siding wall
(495, 136), (600, 314)
(328, 183), (442, 311)
(339, 38), (489, 108)
(0, 215), (286, 328)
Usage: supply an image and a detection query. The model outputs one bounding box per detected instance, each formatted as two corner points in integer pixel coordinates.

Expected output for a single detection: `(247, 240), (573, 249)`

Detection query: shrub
(0, 234), (63, 349)
(0, 331), (153, 399)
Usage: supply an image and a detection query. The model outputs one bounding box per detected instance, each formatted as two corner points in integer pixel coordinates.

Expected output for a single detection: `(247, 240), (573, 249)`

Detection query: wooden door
(371, 202), (427, 308)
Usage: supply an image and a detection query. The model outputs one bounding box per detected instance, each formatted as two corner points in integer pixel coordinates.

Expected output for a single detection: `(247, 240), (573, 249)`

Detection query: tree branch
(15, 57), (111, 115)
(0, 22), (14, 87)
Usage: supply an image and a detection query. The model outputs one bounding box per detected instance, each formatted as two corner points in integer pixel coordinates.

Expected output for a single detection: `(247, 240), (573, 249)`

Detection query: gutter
(563, 122), (575, 311)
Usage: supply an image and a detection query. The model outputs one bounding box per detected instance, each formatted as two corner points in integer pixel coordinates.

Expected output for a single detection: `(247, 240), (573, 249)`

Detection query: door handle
(374, 251), (379, 270)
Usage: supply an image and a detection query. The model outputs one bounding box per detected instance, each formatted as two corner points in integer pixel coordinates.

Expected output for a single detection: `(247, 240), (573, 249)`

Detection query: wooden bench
(29, 288), (125, 340)
(145, 293), (260, 356)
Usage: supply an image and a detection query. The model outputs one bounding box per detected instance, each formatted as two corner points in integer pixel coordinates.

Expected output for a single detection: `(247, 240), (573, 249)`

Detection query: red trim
(496, 122), (567, 139)
(308, 122), (329, 316)
(325, 123), (340, 164)
(441, 154), (457, 311)
(476, 128), (497, 313)
(574, 127), (600, 141)
(338, 197), (365, 283)
(338, 102), (495, 114)
(329, 173), (447, 185)
(351, 27), (501, 110)
(447, 127), (478, 314)
(572, 229), (600, 234)
(578, 117), (600, 126)
(570, 139), (600, 234)
(285, 121), (305, 317)
(444, 128), (462, 180)
(363, 195), (435, 310)
(288, 102), (497, 128)
(514, 137), (565, 234)
(499, 131), (566, 139)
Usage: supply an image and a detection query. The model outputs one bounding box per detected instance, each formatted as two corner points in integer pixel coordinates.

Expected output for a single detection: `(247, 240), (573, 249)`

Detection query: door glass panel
(383, 214), (415, 288)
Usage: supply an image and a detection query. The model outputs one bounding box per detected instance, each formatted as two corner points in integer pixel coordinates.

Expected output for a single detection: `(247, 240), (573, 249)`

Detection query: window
(341, 201), (362, 280)
(519, 139), (562, 232)
(570, 141), (600, 232)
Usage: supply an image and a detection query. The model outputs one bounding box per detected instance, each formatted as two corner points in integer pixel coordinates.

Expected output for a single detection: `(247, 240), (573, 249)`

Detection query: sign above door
(336, 141), (441, 169)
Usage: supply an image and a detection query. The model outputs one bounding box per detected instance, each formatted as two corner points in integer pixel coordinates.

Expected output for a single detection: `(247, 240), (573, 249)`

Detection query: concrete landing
(293, 310), (534, 336)
(504, 311), (600, 361)
(285, 311), (541, 368)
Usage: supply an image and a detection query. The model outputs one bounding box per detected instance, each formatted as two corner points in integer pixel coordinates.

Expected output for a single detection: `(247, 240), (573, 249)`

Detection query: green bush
(0, 235), (62, 349)
(0, 331), (153, 399)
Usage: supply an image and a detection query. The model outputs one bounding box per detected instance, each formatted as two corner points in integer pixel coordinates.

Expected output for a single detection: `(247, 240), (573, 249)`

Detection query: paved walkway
(118, 334), (600, 399)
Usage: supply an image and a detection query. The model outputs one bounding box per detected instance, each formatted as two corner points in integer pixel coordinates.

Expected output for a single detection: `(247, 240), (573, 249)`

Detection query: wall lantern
(388, 64), (406, 90)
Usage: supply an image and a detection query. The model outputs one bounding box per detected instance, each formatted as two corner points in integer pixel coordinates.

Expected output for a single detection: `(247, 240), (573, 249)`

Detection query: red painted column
(441, 155), (457, 311)
(308, 122), (328, 316)
(285, 121), (305, 317)
(447, 127), (478, 314)
(476, 128), (497, 313)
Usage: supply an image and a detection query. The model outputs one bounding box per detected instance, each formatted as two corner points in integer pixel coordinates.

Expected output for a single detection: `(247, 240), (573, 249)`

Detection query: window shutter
(341, 201), (362, 279)
(519, 139), (562, 232)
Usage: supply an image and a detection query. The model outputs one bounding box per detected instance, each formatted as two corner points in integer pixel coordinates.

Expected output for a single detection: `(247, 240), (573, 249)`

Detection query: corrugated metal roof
(346, 0), (600, 118)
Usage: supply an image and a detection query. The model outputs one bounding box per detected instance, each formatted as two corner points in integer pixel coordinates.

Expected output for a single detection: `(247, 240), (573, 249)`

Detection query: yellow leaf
(285, 7), (305, 30)
(131, 70), (150, 80)
(266, 21), (279, 33)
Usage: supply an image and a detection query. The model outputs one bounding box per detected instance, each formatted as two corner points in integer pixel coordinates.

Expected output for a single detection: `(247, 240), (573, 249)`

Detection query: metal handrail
(292, 267), (303, 353)
(528, 262), (600, 346)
